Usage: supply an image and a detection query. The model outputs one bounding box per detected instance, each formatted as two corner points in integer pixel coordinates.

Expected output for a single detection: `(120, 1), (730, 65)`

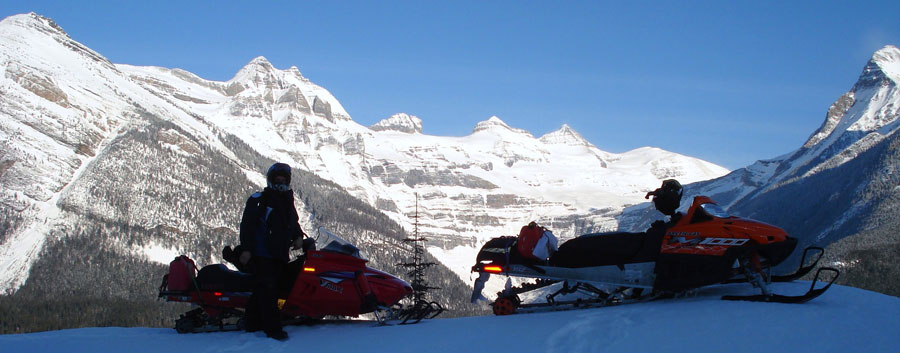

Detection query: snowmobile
(158, 227), (442, 333)
(470, 180), (839, 315)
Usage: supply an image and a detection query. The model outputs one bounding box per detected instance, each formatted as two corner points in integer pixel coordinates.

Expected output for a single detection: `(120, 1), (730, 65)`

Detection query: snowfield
(2, 283), (897, 353)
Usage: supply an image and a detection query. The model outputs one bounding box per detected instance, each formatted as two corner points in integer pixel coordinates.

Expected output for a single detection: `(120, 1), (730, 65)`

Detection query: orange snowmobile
(470, 180), (839, 315)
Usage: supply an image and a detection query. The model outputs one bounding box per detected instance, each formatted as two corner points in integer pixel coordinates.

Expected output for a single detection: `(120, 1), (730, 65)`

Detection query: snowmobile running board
(172, 302), (442, 333)
(721, 267), (839, 304)
(472, 261), (657, 291)
(492, 282), (663, 316)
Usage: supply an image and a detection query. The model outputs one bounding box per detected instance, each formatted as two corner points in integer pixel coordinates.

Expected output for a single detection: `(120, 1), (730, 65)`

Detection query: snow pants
(245, 257), (284, 333)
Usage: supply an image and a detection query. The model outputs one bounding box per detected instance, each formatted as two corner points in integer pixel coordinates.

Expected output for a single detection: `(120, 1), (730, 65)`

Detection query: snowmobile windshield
(315, 227), (367, 260)
(699, 203), (730, 218)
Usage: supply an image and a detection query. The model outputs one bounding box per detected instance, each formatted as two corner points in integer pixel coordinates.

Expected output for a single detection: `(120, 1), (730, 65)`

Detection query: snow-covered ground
(2, 283), (897, 353)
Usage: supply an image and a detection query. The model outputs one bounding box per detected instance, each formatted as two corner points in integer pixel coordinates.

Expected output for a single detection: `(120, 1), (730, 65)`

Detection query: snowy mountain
(618, 45), (900, 283)
(2, 282), (898, 353)
(370, 113), (423, 134)
(0, 12), (730, 295)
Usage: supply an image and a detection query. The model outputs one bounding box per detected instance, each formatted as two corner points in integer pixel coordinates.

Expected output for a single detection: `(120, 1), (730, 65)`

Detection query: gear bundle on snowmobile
(471, 180), (839, 315)
(158, 228), (442, 333)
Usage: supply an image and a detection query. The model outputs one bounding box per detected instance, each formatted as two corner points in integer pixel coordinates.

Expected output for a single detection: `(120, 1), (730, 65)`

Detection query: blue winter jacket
(239, 188), (303, 263)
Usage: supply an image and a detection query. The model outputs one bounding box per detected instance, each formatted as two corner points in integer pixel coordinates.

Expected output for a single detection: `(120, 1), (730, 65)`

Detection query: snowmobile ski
(770, 246), (825, 282)
(392, 300), (445, 325)
(721, 267), (839, 304)
(722, 246), (825, 284)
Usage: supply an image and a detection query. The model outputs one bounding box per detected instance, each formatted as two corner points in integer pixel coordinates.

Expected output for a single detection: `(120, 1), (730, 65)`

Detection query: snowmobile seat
(196, 264), (254, 292)
(549, 229), (665, 268)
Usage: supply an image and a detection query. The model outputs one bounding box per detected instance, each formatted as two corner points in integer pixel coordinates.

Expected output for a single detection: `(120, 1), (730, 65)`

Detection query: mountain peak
(248, 56), (273, 67)
(370, 113), (423, 134)
(853, 45), (900, 91)
(539, 124), (593, 147)
(0, 13), (68, 38)
(472, 116), (534, 137)
(288, 65), (305, 79)
(240, 56), (275, 74)
(0, 13), (113, 68)
(872, 45), (900, 83)
(227, 56), (280, 89)
(472, 116), (504, 131)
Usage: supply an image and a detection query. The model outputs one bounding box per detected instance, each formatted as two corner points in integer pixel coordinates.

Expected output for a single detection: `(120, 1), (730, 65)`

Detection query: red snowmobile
(158, 227), (439, 332)
(470, 180), (839, 315)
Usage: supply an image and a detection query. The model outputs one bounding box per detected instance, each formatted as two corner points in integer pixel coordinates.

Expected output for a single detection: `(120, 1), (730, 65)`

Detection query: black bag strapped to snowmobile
(549, 231), (661, 268)
(517, 222), (559, 261)
(474, 236), (516, 266)
(195, 264), (254, 292)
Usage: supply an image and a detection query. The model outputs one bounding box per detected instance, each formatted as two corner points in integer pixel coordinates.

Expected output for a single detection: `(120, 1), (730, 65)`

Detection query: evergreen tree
(396, 194), (444, 322)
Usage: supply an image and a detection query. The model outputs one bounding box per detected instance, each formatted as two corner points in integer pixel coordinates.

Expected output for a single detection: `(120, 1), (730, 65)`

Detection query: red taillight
(213, 292), (222, 297)
(483, 265), (503, 273)
(303, 267), (316, 273)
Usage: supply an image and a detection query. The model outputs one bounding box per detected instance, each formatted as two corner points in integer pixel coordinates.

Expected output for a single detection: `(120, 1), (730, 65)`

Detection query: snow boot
(265, 329), (288, 341)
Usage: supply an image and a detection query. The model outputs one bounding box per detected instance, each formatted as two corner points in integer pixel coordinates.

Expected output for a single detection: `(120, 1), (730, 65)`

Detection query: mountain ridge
(0, 12), (730, 296)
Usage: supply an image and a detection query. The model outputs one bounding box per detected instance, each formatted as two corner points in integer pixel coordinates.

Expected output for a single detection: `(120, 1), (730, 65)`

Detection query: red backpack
(517, 222), (545, 260)
(167, 255), (197, 291)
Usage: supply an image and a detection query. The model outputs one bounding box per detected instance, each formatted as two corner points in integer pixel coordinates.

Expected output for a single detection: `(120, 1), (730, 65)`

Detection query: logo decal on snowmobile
(670, 236), (748, 246)
(699, 238), (748, 246)
(667, 232), (701, 237)
(320, 279), (343, 293)
(670, 236), (702, 245)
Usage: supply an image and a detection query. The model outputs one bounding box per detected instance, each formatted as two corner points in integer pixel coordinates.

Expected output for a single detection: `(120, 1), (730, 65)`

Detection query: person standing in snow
(238, 162), (306, 340)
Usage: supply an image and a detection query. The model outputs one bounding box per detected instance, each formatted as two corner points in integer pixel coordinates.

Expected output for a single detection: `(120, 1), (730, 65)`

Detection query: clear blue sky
(3, 1), (898, 169)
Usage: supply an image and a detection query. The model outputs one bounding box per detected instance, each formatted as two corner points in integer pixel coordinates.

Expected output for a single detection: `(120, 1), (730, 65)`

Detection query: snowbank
(1, 283), (897, 353)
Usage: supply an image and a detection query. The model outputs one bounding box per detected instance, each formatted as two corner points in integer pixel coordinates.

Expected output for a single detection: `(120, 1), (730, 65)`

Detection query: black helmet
(645, 179), (683, 216)
(266, 163), (292, 192)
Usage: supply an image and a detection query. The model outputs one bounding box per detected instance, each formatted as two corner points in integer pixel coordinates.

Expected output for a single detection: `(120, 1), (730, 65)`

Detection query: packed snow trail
(1, 283), (898, 353)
